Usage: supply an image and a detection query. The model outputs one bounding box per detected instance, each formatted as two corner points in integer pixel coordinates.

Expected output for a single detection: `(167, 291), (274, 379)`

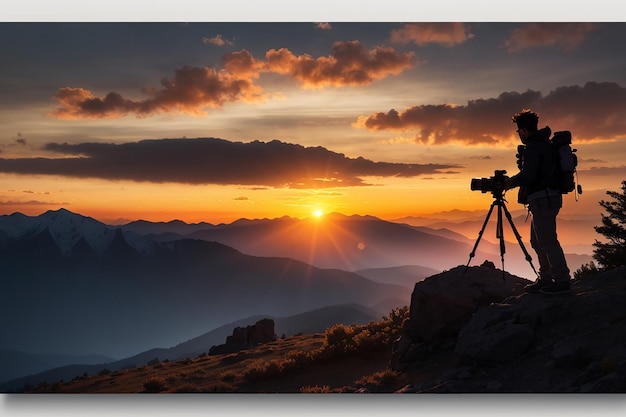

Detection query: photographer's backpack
(551, 131), (582, 199)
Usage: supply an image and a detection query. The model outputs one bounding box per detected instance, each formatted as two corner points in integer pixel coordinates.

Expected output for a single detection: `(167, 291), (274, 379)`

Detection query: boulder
(407, 265), (529, 343)
(392, 265), (530, 370)
(394, 266), (626, 392)
(209, 318), (276, 355)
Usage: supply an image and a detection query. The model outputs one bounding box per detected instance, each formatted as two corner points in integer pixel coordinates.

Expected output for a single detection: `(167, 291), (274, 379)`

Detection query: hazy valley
(0, 207), (596, 389)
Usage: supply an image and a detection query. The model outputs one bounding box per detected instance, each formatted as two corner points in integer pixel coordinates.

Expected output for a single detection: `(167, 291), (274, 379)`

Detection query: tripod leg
(465, 200), (497, 271)
(501, 201), (539, 277)
(496, 202), (506, 280)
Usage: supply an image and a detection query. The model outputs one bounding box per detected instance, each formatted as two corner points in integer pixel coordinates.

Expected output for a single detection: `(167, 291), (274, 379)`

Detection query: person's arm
(507, 142), (540, 188)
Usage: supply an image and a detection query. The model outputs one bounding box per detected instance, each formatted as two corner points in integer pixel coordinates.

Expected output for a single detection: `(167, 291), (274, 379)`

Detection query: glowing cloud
(263, 41), (414, 88)
(202, 34), (234, 46)
(50, 42), (413, 119)
(51, 66), (266, 119)
(315, 23), (332, 30)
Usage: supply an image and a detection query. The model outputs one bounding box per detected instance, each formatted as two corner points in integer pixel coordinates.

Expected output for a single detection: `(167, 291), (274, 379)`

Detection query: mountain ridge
(119, 210), (592, 278)
(0, 209), (409, 361)
(120, 211), (491, 273)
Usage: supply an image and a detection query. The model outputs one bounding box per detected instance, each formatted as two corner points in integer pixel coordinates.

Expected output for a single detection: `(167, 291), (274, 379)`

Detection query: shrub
(387, 306), (409, 327)
(283, 350), (313, 369)
(300, 385), (331, 393)
(323, 324), (355, 354)
(574, 261), (601, 280)
(174, 384), (200, 393)
(243, 359), (283, 381)
(143, 376), (167, 393)
(240, 306), (410, 383)
(219, 371), (236, 383)
(207, 382), (236, 392)
(355, 369), (399, 387)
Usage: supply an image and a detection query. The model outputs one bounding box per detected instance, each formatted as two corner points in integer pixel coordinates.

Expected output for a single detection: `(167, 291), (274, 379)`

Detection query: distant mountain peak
(0, 209), (152, 257)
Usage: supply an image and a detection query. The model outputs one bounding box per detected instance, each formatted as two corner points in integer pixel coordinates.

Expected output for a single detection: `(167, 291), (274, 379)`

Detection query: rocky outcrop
(393, 265), (626, 393)
(392, 264), (530, 370)
(209, 318), (276, 355)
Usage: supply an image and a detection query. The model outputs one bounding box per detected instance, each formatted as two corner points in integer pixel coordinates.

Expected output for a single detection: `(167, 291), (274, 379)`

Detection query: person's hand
(504, 177), (515, 190)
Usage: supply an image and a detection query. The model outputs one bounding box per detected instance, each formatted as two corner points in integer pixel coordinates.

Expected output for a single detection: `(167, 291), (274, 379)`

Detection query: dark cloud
(355, 82), (626, 144)
(16, 133), (27, 146)
(51, 42), (413, 119)
(505, 23), (595, 52)
(581, 166), (626, 177)
(390, 23), (473, 46)
(0, 138), (459, 188)
(0, 199), (66, 206)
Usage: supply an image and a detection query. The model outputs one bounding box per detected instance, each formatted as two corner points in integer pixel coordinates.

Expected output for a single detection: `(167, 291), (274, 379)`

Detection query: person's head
(512, 109), (539, 143)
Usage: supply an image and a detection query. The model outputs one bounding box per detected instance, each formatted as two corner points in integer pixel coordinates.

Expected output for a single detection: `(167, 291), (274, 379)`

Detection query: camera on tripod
(470, 169), (509, 194)
(465, 169), (538, 279)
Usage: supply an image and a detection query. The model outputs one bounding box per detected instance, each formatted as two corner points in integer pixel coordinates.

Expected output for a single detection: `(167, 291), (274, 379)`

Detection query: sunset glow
(1, 18), (625, 225)
(2, 3), (626, 407)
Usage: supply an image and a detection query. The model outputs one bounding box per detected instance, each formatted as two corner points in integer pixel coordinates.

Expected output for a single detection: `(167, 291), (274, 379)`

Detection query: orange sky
(1, 20), (625, 224)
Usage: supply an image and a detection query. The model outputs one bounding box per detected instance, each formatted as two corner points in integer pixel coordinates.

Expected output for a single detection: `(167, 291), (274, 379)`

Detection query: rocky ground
(12, 265), (626, 395)
(392, 265), (626, 393)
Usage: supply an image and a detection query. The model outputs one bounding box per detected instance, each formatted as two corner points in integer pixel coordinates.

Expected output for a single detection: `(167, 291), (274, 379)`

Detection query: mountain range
(120, 212), (492, 272)
(0, 209), (414, 359)
(395, 209), (600, 256)
(0, 208), (593, 388)
(120, 210), (592, 280)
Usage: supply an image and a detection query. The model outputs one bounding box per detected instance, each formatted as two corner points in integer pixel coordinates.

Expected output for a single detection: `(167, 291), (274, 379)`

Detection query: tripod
(465, 188), (538, 280)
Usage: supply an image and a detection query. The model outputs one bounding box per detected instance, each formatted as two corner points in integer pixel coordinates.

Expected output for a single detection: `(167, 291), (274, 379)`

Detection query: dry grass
(30, 307), (411, 393)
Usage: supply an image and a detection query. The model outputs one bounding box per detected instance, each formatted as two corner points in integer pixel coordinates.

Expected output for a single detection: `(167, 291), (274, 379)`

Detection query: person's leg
(524, 213), (554, 293)
(529, 195), (571, 294)
(530, 215), (553, 282)
(531, 195), (570, 283)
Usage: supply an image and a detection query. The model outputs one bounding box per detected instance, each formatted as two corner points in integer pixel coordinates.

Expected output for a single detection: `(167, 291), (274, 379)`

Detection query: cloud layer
(355, 82), (626, 144)
(390, 23), (473, 46)
(504, 23), (596, 52)
(0, 138), (458, 188)
(51, 41), (414, 119)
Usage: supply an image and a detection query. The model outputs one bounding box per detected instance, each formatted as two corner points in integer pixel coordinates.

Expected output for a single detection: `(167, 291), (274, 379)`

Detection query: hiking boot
(524, 279), (551, 293)
(540, 281), (571, 295)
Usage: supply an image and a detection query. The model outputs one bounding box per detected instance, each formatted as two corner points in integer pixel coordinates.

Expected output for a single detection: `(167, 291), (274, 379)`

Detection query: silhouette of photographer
(504, 109), (571, 294)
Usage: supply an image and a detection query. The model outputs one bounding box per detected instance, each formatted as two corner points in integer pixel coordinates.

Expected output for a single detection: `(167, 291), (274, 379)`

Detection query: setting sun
(313, 209), (324, 218)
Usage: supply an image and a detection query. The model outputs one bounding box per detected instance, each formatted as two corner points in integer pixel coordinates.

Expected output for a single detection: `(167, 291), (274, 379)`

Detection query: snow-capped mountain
(0, 208), (154, 256)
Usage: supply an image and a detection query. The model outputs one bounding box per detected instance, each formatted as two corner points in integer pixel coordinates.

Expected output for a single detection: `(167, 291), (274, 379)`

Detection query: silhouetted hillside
(12, 266), (626, 394)
(0, 303), (380, 391)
